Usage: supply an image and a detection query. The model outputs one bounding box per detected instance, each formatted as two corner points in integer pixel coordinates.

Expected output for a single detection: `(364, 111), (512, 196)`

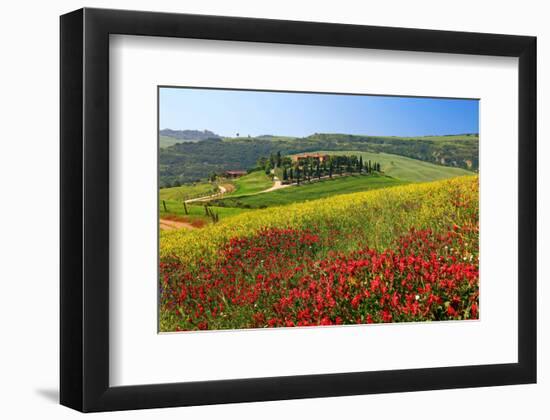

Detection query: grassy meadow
(212, 173), (406, 209)
(310, 151), (472, 182)
(159, 182), (217, 201)
(226, 171), (272, 196)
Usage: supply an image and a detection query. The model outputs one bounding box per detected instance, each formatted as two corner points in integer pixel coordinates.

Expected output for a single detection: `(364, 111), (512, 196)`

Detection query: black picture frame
(60, 7), (537, 412)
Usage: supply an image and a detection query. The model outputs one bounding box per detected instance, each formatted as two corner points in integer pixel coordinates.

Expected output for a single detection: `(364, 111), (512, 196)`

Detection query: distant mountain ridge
(160, 129), (221, 141)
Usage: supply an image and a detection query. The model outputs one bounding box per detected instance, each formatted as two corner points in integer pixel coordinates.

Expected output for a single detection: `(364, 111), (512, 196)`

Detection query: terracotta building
(291, 153), (330, 163)
(224, 170), (248, 178)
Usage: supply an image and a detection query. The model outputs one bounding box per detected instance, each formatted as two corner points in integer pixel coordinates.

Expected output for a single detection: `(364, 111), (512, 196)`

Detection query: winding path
(160, 173), (362, 231)
(159, 184), (235, 231)
(256, 177), (291, 194)
(184, 184), (233, 203)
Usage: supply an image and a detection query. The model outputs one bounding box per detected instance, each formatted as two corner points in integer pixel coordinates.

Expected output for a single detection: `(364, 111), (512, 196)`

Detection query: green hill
(159, 182), (217, 201)
(310, 150), (472, 183)
(212, 173), (406, 209)
(160, 131), (478, 186)
(226, 171), (273, 196)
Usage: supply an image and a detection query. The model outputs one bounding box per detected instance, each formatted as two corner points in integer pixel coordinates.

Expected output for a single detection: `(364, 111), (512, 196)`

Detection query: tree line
(259, 152), (381, 185)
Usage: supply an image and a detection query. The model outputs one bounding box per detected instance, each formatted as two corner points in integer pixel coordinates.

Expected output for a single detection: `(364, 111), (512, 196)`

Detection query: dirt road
(159, 218), (195, 231)
(257, 177), (292, 194)
(184, 184), (234, 203)
(256, 174), (347, 195)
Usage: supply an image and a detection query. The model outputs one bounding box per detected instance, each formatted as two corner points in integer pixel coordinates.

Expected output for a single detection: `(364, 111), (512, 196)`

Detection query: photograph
(158, 87), (480, 332)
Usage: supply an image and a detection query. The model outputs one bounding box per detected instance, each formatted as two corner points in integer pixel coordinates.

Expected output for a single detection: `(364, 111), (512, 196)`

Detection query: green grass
(159, 182), (217, 201)
(159, 173), (271, 224)
(311, 151), (473, 183)
(160, 199), (249, 222)
(160, 182), (247, 224)
(225, 170), (273, 196)
(213, 174), (406, 209)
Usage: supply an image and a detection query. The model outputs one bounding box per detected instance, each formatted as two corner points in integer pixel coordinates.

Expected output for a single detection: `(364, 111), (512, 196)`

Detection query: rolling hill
(159, 131), (477, 186)
(225, 171), (273, 196)
(212, 173), (406, 209)
(308, 150), (472, 183)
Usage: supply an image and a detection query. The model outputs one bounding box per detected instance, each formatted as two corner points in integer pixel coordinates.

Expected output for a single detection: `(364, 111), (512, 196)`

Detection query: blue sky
(159, 87), (478, 137)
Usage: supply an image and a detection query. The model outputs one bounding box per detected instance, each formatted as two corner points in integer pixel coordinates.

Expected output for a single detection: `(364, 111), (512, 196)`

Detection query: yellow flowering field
(160, 176), (478, 266)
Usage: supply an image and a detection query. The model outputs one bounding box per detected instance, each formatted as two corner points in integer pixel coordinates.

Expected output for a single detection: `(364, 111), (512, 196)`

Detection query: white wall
(0, 0), (547, 418)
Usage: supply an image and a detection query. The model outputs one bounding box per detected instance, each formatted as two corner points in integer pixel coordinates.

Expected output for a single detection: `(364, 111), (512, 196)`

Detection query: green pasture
(311, 150), (472, 183)
(212, 173), (406, 209)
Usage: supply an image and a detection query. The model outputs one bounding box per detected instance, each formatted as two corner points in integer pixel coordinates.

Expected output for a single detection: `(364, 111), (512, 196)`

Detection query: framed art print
(60, 8), (536, 412)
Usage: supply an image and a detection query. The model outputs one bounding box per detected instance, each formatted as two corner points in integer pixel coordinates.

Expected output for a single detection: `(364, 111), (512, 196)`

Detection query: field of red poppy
(159, 176), (479, 332)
